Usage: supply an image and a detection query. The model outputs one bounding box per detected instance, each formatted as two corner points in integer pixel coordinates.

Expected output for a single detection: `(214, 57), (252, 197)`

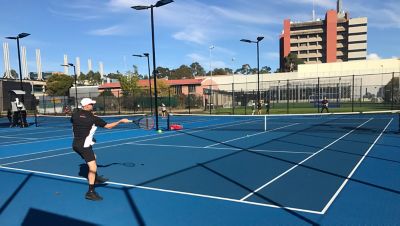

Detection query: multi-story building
(280, 0), (367, 70)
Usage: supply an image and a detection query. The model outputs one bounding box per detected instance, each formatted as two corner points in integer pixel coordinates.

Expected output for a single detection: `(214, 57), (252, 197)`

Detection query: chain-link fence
(207, 72), (400, 115)
(2, 72), (399, 117)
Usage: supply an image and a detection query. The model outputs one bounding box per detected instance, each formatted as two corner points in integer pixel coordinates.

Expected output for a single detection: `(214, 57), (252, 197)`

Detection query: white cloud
(210, 6), (280, 25)
(186, 53), (226, 69)
(367, 53), (381, 60)
(47, 7), (101, 20)
(173, 30), (207, 45)
(88, 25), (126, 36)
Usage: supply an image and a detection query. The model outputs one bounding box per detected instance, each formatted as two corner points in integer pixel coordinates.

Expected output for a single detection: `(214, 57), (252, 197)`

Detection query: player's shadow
(78, 162), (136, 186)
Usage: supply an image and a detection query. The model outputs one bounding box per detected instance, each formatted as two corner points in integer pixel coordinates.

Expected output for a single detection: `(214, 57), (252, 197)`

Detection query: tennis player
(71, 98), (130, 201)
(321, 97), (329, 113)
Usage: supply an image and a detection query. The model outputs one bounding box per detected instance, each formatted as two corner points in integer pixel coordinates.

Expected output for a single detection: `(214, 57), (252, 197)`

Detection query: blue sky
(1, 0), (399, 76)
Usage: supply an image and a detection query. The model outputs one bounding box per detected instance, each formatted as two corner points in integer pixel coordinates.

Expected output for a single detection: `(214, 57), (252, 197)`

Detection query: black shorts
(73, 145), (96, 162)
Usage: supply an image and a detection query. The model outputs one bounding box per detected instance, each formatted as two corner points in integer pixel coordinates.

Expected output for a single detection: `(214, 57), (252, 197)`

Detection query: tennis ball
(158, 129), (163, 133)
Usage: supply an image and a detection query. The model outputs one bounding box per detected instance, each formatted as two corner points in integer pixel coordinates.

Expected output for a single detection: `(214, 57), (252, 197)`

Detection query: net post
(167, 113), (170, 131)
(264, 115), (267, 131)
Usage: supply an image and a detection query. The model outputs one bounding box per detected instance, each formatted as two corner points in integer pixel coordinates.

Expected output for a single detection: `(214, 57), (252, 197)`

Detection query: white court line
(129, 143), (314, 154)
(0, 165), (322, 214)
(1, 141), (133, 166)
(0, 128), (68, 136)
(320, 118), (393, 214)
(0, 131), (171, 160)
(132, 119), (262, 144)
(0, 118), (250, 163)
(0, 136), (37, 140)
(0, 116), (245, 160)
(204, 123), (299, 148)
(240, 118), (373, 201)
(0, 127), (144, 146)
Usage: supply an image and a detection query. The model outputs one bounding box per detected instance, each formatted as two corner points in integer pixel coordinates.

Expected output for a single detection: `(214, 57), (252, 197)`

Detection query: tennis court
(0, 111), (399, 225)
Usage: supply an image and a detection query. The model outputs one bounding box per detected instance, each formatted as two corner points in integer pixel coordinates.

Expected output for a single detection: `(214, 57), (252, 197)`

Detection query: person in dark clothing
(321, 97), (329, 113)
(71, 98), (130, 201)
(7, 109), (12, 124)
(265, 100), (270, 115)
(257, 101), (262, 115)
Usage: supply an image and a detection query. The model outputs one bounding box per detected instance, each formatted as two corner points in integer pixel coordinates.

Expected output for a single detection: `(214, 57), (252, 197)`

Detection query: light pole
(240, 36), (264, 105)
(209, 45), (214, 114)
(5, 33), (30, 91)
(133, 53), (153, 114)
(132, 0), (173, 131)
(61, 63), (78, 109)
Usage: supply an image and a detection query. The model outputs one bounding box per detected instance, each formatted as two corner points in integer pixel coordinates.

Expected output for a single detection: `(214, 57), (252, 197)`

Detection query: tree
(190, 62), (206, 77)
(260, 66), (272, 74)
(212, 68), (228, 75)
(155, 79), (170, 96)
(156, 66), (171, 79)
(284, 53), (304, 72)
(86, 70), (102, 85)
(119, 74), (142, 96)
(45, 74), (74, 96)
(3, 69), (18, 79)
(172, 65), (193, 79)
(106, 71), (123, 80)
(235, 64), (252, 75)
(77, 72), (87, 85)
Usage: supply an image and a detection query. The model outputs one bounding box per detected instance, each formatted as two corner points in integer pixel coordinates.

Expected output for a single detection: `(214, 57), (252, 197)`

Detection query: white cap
(80, 98), (96, 106)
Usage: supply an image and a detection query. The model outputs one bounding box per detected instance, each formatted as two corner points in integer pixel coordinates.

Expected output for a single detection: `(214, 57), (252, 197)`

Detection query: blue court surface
(0, 112), (399, 225)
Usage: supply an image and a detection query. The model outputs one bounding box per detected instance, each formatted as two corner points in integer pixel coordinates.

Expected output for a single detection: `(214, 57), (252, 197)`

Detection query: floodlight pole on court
(132, 0), (174, 131)
(240, 36), (264, 105)
(5, 33), (30, 92)
(209, 45), (214, 115)
(133, 53), (153, 114)
(61, 63), (78, 109)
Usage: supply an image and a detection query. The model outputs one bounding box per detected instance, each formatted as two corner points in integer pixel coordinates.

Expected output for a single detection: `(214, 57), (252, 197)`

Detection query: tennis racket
(128, 115), (154, 130)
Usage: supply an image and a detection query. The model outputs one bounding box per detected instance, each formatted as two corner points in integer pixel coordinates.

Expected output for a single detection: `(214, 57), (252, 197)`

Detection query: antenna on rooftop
(312, 0), (316, 21)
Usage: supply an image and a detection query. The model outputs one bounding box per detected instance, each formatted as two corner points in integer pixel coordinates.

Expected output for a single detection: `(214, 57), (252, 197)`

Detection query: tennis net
(167, 110), (399, 133)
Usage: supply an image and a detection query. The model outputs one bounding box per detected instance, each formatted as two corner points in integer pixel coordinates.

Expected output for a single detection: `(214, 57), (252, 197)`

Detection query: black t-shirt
(322, 99), (329, 107)
(71, 109), (107, 147)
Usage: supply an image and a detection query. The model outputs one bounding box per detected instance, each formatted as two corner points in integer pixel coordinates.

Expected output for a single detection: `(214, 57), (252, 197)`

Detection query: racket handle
(127, 120), (133, 123)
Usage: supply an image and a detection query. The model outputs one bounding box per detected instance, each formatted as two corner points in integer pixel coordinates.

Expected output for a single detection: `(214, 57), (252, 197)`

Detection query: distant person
(257, 101), (262, 115)
(251, 102), (256, 115)
(321, 97), (329, 113)
(161, 103), (167, 118)
(10, 98), (28, 127)
(71, 98), (130, 201)
(265, 100), (270, 115)
(7, 109), (12, 124)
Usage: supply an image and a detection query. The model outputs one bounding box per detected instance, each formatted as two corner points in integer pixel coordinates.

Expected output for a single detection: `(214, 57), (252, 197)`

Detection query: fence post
(245, 89), (247, 115)
(287, 79), (289, 114)
(118, 90), (121, 115)
(43, 95), (46, 114)
(391, 72), (394, 110)
(103, 93), (106, 115)
(232, 82), (235, 115)
(317, 77), (320, 113)
(188, 94), (191, 114)
(352, 74), (355, 112)
(53, 97), (56, 115)
(168, 87), (171, 114)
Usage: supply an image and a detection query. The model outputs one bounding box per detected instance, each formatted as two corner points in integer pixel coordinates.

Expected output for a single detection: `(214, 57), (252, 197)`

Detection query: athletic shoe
(95, 175), (109, 184)
(85, 191), (103, 201)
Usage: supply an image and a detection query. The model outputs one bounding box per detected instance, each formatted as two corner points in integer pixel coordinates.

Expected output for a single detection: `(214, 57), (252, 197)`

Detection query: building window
(300, 43), (307, 47)
(175, 85), (182, 94)
(188, 85), (196, 93)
